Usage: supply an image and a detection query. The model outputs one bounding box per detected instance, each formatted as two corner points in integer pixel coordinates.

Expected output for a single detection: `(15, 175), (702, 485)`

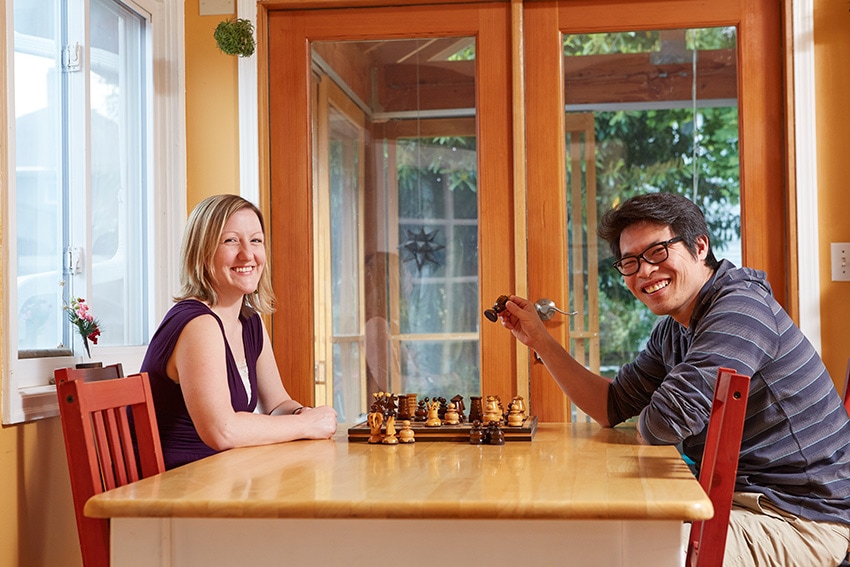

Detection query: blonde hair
(174, 194), (275, 315)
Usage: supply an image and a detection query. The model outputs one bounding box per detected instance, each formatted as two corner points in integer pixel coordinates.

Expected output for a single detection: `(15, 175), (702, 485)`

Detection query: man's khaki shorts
(723, 492), (850, 567)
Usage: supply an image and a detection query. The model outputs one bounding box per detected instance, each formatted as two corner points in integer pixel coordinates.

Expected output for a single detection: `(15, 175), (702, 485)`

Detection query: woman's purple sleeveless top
(141, 300), (262, 469)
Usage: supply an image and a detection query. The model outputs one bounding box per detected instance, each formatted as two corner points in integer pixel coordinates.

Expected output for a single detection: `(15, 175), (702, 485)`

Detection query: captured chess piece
(487, 421), (505, 445)
(382, 415), (399, 444)
(483, 294), (510, 322)
(398, 420), (415, 443)
(367, 411), (384, 444)
(469, 420), (486, 445)
(425, 400), (442, 427)
(444, 402), (460, 425)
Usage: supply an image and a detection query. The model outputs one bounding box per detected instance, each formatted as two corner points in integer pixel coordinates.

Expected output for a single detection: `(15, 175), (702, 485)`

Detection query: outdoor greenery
(565, 28), (741, 368)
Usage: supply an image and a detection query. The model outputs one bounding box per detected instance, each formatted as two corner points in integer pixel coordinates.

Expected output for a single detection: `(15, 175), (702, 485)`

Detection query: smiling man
(499, 192), (850, 566)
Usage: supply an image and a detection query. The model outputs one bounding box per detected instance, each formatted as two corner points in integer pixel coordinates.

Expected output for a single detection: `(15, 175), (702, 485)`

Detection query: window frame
(1, 0), (186, 425)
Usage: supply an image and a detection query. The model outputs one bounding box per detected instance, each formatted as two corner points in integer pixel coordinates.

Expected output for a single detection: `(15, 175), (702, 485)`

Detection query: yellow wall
(0, 2), (847, 566)
(185, 0), (240, 209)
(815, 1), (850, 380)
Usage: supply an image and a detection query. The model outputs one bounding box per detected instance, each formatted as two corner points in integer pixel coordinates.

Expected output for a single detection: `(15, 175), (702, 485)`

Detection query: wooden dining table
(86, 421), (712, 566)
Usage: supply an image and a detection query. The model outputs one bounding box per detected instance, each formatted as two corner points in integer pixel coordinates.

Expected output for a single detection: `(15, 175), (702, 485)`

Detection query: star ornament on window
(400, 227), (445, 271)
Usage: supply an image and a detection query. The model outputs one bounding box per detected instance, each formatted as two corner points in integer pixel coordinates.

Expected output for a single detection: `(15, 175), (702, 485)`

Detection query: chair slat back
(57, 371), (164, 567)
(687, 367), (751, 567)
(55, 363), (125, 384)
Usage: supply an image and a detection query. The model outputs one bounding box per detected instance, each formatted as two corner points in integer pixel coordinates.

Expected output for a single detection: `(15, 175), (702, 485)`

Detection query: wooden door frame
(524, 0), (788, 421)
(265, 2), (516, 407)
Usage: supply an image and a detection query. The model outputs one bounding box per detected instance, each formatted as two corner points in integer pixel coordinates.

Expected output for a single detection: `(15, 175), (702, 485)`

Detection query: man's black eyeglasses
(612, 236), (684, 276)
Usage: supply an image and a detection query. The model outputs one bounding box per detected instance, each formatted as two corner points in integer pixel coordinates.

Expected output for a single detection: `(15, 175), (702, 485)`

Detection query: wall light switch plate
(831, 243), (850, 282)
(199, 0), (234, 16)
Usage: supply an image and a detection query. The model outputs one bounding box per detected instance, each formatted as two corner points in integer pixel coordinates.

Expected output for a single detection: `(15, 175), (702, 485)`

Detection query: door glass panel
(563, 28), (740, 381)
(311, 38), (479, 422)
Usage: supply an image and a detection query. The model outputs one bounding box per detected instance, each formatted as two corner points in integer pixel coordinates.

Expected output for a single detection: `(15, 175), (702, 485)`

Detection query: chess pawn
(425, 400), (442, 427)
(398, 420), (415, 443)
(414, 400), (428, 422)
(367, 411), (384, 444)
(511, 395), (526, 417)
(382, 416), (399, 444)
(507, 402), (524, 427)
(450, 395), (466, 422)
(488, 421), (505, 445)
(469, 420), (486, 445)
(444, 402), (460, 425)
(483, 396), (502, 425)
(468, 396), (484, 423)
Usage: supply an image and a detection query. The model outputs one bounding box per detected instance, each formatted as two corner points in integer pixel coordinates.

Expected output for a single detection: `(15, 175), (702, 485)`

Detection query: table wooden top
(85, 422), (713, 521)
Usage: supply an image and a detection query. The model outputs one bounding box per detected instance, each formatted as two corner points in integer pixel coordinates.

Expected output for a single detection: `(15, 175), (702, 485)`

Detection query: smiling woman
(139, 194), (338, 470)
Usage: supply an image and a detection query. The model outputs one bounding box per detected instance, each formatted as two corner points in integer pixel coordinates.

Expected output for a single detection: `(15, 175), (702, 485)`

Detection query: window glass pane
(15, 0), (64, 351)
(312, 37), (480, 419)
(563, 27), (740, 381)
(89, 0), (148, 346)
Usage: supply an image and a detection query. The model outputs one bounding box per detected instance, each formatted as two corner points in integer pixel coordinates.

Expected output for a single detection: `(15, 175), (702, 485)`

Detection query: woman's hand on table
(296, 405), (338, 439)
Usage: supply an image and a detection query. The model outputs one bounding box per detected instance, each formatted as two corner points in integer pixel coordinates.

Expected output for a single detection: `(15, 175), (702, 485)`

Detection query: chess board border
(347, 415), (538, 442)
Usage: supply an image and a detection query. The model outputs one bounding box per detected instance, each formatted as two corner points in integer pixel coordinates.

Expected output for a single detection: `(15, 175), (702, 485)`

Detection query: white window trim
(791, 0), (821, 351)
(1, 0), (186, 424)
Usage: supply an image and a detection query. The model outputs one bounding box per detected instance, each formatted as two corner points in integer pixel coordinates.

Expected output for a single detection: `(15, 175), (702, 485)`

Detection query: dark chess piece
(414, 400), (428, 422)
(469, 420), (485, 445)
(437, 397), (448, 419)
(487, 421), (505, 445)
(483, 294), (510, 322)
(468, 396), (484, 423)
(397, 394), (412, 421)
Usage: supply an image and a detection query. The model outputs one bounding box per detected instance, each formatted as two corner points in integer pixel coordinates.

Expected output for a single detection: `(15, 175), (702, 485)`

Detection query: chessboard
(347, 415), (538, 443)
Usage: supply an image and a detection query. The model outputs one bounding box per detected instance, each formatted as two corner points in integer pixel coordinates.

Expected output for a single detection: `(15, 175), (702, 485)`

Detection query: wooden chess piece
(511, 395), (526, 417)
(425, 400), (442, 427)
(450, 395), (466, 423)
(488, 421), (505, 445)
(483, 396), (502, 425)
(398, 420), (415, 443)
(507, 401), (524, 427)
(414, 400), (428, 422)
(468, 396), (484, 423)
(367, 411), (384, 444)
(444, 402), (460, 425)
(382, 415), (399, 444)
(469, 420), (485, 445)
(397, 394), (411, 420)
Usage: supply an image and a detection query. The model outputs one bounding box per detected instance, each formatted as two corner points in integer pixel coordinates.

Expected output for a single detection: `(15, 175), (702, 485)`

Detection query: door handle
(534, 298), (577, 321)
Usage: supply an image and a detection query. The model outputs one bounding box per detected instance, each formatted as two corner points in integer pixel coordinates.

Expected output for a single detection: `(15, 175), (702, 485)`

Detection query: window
(2, 0), (185, 424)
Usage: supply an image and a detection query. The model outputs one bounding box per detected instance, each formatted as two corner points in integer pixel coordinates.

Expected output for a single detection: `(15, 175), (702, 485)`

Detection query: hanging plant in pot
(214, 18), (255, 57)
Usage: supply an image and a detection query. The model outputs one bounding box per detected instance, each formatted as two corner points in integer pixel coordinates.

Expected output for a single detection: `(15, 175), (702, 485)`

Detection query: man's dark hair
(598, 192), (720, 270)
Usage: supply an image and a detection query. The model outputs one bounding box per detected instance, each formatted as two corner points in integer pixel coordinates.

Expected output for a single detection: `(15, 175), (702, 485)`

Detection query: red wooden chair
(686, 367), (751, 567)
(842, 358), (850, 417)
(56, 371), (164, 567)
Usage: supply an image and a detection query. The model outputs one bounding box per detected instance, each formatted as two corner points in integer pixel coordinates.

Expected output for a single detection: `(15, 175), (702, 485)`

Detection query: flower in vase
(65, 297), (102, 359)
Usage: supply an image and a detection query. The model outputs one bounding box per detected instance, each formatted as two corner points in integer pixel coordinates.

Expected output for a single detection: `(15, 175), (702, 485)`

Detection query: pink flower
(65, 297), (102, 358)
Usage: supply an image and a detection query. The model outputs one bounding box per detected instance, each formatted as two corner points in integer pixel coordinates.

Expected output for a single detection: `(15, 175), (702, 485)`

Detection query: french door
(267, 3), (517, 420)
(524, 0), (784, 420)
(264, 0), (788, 422)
